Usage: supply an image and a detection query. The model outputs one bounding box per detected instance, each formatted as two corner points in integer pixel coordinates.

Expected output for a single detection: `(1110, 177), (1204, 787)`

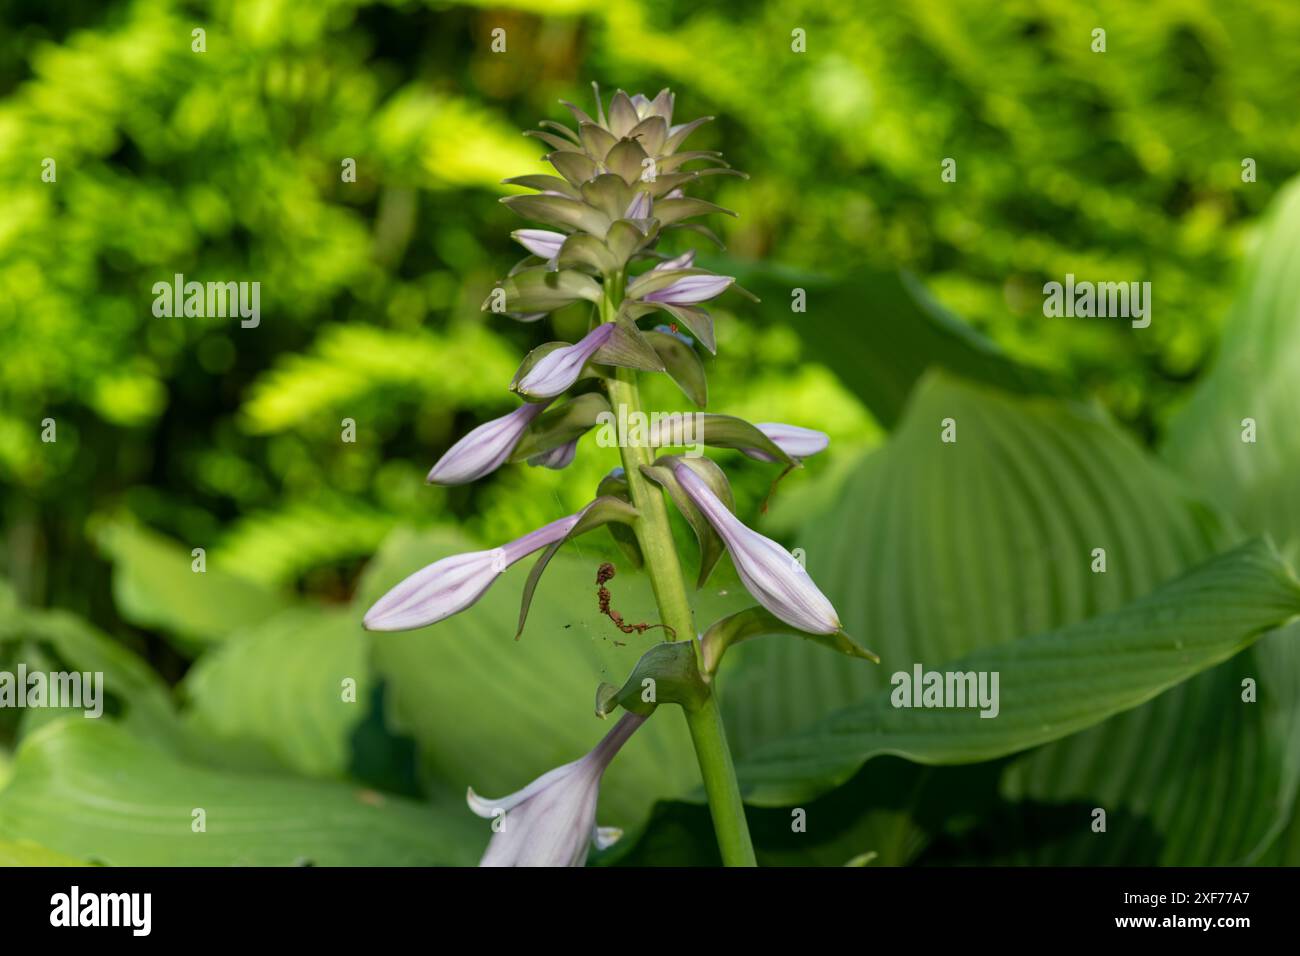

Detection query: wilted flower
(467, 713), (647, 867)
(514, 323), (616, 399)
(672, 460), (842, 634)
(427, 401), (549, 485)
(363, 512), (582, 631)
(741, 423), (830, 464)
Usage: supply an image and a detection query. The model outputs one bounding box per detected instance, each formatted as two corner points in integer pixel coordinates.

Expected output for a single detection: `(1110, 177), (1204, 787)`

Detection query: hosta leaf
(733, 263), (1057, 429)
(1163, 177), (1300, 545)
(95, 522), (288, 651)
(735, 537), (1300, 805)
(720, 373), (1293, 865)
(179, 607), (369, 779)
(0, 839), (88, 866)
(0, 721), (480, 866)
(0, 596), (182, 751)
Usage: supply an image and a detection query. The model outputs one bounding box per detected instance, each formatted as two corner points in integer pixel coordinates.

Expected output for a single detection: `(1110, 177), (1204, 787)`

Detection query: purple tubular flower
(362, 512), (581, 632)
(742, 422), (830, 464)
(653, 251), (696, 272)
(528, 440), (578, 470)
(623, 191), (652, 220)
(515, 323), (617, 398)
(468, 713), (646, 867)
(427, 401), (550, 485)
(641, 274), (734, 305)
(671, 461), (843, 634)
(512, 229), (566, 260)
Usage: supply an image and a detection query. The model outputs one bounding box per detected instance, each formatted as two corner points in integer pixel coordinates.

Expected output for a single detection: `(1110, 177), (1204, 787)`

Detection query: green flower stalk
(363, 84), (876, 867)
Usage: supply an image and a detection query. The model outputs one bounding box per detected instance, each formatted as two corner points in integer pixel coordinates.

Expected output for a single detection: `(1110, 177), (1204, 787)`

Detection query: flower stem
(600, 279), (757, 867)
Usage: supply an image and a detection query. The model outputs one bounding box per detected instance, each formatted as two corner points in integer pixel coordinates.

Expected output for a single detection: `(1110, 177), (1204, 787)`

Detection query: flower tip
(465, 786), (497, 818)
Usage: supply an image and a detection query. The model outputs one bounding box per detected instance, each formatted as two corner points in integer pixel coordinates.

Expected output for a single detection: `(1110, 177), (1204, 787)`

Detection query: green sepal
(645, 330), (708, 408)
(509, 393), (611, 462)
(700, 606), (878, 677)
(595, 641), (709, 717)
(486, 268), (602, 314)
(648, 413), (796, 465)
(515, 496), (638, 639)
(640, 455), (733, 588)
(596, 469), (644, 569)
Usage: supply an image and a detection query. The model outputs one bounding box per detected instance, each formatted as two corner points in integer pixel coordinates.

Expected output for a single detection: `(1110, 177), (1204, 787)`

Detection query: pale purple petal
(516, 324), (616, 399)
(623, 191), (652, 220)
(642, 274), (734, 305)
(742, 423), (830, 463)
(672, 462), (842, 634)
(528, 440), (578, 470)
(512, 229), (566, 260)
(427, 402), (549, 485)
(362, 512), (579, 631)
(653, 251), (696, 272)
(469, 713), (645, 867)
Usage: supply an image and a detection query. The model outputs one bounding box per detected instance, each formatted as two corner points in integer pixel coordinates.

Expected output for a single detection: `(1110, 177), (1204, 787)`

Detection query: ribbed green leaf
(0, 720), (480, 866)
(1163, 177), (1300, 546)
(736, 538), (1300, 804)
(733, 263), (1057, 428)
(179, 607), (370, 779)
(721, 374), (1298, 864)
(96, 522), (288, 651)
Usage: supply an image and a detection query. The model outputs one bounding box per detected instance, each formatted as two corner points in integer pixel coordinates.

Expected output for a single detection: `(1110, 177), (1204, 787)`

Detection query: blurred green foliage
(3, 0), (1300, 866)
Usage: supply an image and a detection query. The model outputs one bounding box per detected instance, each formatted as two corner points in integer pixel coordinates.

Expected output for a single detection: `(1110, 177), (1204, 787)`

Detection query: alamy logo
(890, 663), (1000, 718)
(50, 886), (151, 936)
(1043, 273), (1150, 328)
(152, 273), (261, 328)
(0, 666), (103, 718)
(595, 406), (704, 457)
